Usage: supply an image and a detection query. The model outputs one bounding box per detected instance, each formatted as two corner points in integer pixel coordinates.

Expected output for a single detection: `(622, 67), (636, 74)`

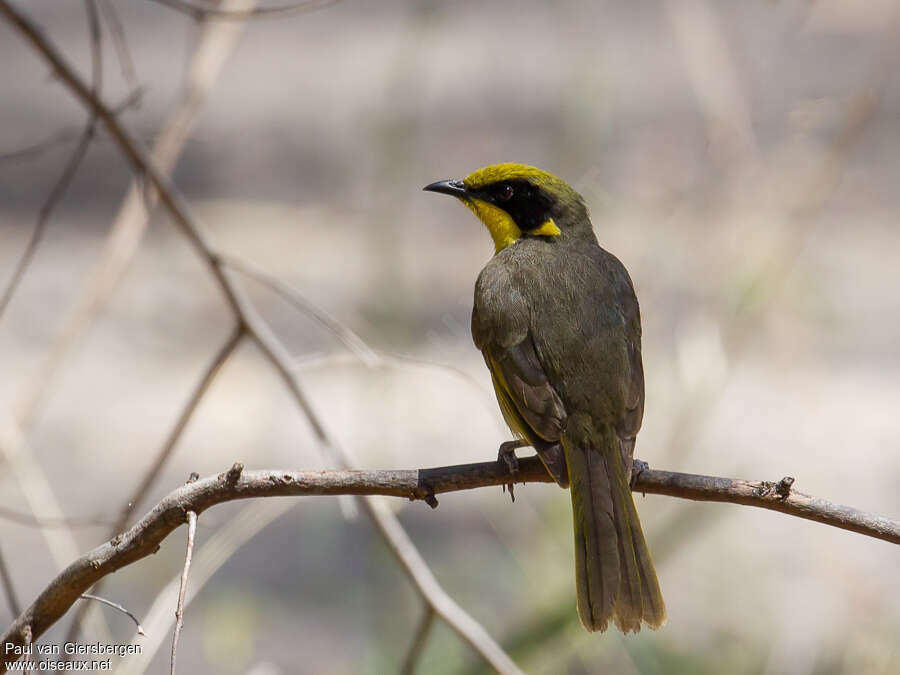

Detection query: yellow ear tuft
(531, 218), (561, 237)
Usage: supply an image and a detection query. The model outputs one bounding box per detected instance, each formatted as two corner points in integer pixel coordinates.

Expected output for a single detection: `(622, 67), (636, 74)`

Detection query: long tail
(562, 413), (666, 633)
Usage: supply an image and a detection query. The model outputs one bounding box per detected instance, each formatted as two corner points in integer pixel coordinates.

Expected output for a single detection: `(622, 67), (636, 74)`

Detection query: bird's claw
(498, 440), (524, 503)
(631, 458), (649, 490)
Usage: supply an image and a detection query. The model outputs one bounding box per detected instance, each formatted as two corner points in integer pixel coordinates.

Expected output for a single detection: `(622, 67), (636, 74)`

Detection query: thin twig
(400, 606), (434, 674)
(79, 594), (145, 635)
(85, 0), (102, 90)
(97, 0), (137, 86)
(147, 0), (340, 21)
(221, 255), (378, 365)
(0, 506), (112, 529)
(0, 457), (897, 671)
(170, 511), (197, 675)
(0, 546), (21, 618)
(0, 90), (143, 162)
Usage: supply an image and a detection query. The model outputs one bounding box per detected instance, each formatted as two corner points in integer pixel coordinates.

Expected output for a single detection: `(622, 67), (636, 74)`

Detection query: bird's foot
(498, 440), (526, 503)
(631, 458), (650, 490)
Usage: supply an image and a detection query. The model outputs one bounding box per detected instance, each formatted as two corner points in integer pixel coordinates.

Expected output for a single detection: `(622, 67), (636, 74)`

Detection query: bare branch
(0, 457), (896, 670)
(147, 0), (340, 21)
(78, 594), (145, 636)
(170, 511), (197, 675)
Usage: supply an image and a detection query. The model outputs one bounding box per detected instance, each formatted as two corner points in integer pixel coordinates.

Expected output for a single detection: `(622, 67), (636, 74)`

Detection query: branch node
(776, 476), (795, 498)
(186, 472), (199, 484)
(223, 462), (243, 487)
(413, 479), (439, 509)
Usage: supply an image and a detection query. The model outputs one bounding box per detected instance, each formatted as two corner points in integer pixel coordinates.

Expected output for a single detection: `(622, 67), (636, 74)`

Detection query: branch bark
(1, 457), (897, 670)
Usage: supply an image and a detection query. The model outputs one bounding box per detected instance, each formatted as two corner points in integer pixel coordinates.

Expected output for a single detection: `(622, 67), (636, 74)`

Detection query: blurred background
(1, 0), (899, 673)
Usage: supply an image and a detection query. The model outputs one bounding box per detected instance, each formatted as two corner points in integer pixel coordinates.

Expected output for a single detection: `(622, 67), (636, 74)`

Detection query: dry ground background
(1, 0), (899, 673)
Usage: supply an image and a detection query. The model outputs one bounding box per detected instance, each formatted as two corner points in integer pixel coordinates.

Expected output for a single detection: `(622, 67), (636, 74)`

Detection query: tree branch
(1, 457), (897, 669)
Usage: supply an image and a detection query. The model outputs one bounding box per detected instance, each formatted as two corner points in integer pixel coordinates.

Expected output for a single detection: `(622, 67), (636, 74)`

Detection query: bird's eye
(497, 184), (514, 202)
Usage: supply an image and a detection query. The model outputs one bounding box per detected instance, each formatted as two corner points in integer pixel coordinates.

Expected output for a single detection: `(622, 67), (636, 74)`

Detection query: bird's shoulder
(471, 240), (549, 350)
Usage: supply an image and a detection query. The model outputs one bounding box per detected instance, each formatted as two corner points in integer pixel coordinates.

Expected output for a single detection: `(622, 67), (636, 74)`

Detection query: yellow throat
(462, 163), (562, 252)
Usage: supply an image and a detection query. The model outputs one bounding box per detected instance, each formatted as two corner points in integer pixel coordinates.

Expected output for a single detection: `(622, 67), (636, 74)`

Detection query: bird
(424, 163), (665, 633)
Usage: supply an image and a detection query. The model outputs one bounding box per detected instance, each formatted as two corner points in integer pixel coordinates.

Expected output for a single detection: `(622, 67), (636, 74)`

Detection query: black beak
(423, 179), (468, 198)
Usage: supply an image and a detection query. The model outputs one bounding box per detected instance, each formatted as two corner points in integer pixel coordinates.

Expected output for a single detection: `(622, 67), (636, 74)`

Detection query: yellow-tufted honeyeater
(424, 163), (665, 633)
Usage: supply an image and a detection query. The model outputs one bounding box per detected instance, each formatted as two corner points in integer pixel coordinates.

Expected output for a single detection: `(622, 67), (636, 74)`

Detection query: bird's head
(424, 163), (590, 253)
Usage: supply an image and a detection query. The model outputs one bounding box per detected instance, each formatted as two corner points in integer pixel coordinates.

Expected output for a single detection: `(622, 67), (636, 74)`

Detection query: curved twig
(78, 594), (145, 635)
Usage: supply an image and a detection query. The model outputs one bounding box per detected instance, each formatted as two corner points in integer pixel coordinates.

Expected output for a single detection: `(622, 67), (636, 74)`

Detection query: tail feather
(627, 492), (666, 628)
(611, 460), (643, 633)
(563, 414), (666, 633)
(564, 434), (618, 630)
